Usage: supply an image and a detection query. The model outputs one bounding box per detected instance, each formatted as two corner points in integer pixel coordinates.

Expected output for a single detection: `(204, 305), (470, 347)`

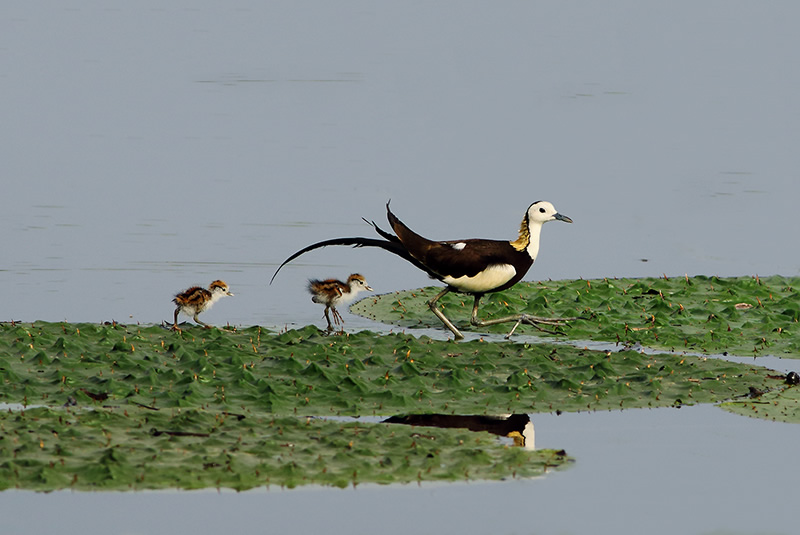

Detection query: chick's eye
(539, 207), (546, 213)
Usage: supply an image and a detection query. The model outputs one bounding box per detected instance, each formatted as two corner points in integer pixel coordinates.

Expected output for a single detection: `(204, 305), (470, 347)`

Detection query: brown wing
(308, 279), (346, 297)
(173, 286), (211, 306)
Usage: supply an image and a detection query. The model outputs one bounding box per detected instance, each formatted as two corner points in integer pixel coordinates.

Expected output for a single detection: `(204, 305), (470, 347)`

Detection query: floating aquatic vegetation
(351, 275), (800, 358)
(0, 406), (568, 491)
(0, 322), (779, 417)
(720, 372), (800, 423)
(0, 274), (795, 492)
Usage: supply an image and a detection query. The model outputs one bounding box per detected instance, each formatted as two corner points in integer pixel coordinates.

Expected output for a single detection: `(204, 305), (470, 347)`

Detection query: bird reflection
(382, 414), (535, 450)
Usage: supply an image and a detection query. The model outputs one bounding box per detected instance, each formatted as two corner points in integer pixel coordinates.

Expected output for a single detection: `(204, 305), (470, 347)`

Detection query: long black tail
(270, 208), (438, 284)
(270, 237), (396, 284)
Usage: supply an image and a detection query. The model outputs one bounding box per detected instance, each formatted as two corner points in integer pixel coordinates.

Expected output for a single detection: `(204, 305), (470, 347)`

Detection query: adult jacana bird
(271, 201), (573, 339)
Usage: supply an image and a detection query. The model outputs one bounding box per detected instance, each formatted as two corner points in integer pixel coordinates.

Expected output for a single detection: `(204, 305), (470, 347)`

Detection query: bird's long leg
(323, 306), (334, 331)
(331, 307), (344, 326)
(469, 294), (577, 338)
(330, 307), (346, 335)
(193, 315), (212, 329)
(172, 308), (182, 332)
(428, 287), (464, 340)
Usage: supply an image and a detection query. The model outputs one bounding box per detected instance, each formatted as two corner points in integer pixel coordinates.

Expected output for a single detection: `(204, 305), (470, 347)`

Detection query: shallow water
(1, 406), (795, 535)
(2, 2), (800, 534)
(4, 2), (800, 329)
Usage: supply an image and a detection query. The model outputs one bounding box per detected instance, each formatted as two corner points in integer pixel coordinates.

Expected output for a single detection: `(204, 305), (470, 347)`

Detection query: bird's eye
(539, 207), (546, 213)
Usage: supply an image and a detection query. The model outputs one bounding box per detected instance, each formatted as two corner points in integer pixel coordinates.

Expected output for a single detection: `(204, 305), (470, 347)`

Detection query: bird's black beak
(554, 213), (573, 224)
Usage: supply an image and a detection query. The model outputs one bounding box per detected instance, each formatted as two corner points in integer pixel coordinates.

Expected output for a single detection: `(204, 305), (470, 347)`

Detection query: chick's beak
(554, 213), (573, 224)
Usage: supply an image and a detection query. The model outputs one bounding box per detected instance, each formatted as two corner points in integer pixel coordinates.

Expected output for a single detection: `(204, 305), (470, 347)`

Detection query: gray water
(2, 2), (799, 534)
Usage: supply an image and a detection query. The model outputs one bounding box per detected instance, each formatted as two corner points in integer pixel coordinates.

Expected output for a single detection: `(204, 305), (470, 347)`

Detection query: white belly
(442, 264), (516, 293)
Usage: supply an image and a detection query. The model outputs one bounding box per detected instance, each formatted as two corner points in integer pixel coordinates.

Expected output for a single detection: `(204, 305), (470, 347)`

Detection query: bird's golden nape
(509, 214), (532, 252)
(271, 201), (573, 339)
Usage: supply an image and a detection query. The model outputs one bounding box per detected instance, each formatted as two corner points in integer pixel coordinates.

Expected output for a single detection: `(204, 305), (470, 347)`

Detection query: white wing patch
(442, 264), (516, 293)
(450, 242), (466, 251)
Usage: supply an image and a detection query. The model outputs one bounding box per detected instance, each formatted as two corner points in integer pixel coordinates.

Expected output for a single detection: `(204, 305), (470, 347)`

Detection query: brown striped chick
(308, 274), (373, 331)
(172, 280), (233, 331)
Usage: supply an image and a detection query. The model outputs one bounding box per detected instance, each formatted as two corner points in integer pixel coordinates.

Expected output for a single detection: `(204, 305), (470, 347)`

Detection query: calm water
(2, 405), (797, 535)
(2, 2), (799, 534)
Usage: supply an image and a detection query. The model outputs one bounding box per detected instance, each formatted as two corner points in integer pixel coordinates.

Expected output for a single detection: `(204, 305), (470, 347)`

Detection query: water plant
(352, 275), (800, 358)
(0, 322), (577, 491)
(1, 274), (796, 491)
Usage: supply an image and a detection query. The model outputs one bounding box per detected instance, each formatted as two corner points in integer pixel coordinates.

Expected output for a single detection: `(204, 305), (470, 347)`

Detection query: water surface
(2, 2), (799, 534)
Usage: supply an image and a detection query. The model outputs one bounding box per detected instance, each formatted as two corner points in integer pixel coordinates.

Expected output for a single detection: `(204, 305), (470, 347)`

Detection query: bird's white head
(514, 201), (573, 260)
(527, 201), (573, 226)
(209, 280), (234, 298)
(347, 274), (373, 293)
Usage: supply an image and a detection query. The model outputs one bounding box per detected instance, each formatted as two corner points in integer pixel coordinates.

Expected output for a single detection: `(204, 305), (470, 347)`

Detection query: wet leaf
(352, 276), (800, 358)
(0, 308), (791, 492)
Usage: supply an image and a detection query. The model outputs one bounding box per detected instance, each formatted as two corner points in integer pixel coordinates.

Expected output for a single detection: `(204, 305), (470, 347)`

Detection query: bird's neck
(346, 283), (364, 296)
(336, 283), (363, 305)
(510, 218), (543, 261)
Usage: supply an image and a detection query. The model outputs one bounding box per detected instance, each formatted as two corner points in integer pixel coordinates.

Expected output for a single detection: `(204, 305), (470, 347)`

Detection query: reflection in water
(383, 414), (535, 450)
